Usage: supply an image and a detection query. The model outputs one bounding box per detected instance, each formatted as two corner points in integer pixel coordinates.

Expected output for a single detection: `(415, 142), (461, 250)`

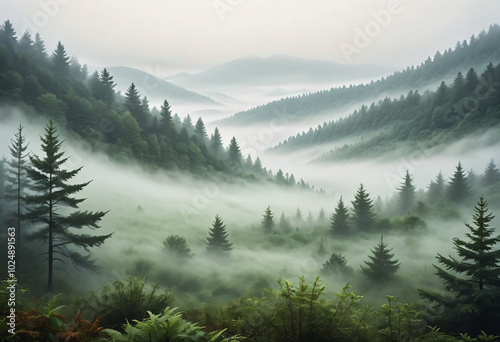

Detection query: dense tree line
(226, 24), (500, 126)
(0, 20), (312, 189)
(275, 61), (500, 158)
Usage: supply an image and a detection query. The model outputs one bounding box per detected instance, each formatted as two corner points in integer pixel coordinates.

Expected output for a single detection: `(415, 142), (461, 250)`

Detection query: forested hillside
(223, 24), (500, 125)
(274, 62), (500, 159)
(0, 20), (311, 188)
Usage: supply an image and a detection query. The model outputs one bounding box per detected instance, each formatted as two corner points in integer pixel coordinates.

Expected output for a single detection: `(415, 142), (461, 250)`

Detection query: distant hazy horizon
(2, 0), (500, 76)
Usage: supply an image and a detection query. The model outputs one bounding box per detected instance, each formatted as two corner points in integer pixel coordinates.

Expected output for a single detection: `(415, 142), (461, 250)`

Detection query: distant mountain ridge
(220, 24), (500, 126)
(169, 54), (393, 89)
(104, 66), (219, 106)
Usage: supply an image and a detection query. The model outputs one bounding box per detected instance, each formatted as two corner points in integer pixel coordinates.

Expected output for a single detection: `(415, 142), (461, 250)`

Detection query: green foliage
(379, 295), (424, 341)
(320, 252), (353, 277)
(163, 235), (194, 262)
(447, 162), (471, 203)
(76, 275), (171, 330)
(419, 196), (500, 335)
(261, 206), (275, 232)
(351, 184), (376, 232)
(238, 276), (377, 342)
(331, 196), (350, 234)
(398, 170), (416, 214)
(24, 120), (111, 292)
(361, 235), (400, 282)
(104, 307), (244, 342)
(206, 215), (233, 257)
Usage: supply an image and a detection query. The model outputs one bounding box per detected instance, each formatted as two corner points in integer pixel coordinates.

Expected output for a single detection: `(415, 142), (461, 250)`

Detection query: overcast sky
(2, 0), (500, 76)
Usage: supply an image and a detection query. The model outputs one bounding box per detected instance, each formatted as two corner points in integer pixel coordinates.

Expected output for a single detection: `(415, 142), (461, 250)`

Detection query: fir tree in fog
(419, 196), (500, 334)
(361, 236), (400, 282)
(24, 120), (112, 292)
(331, 196), (350, 235)
(206, 215), (233, 257)
(351, 184), (376, 232)
(397, 170), (415, 215)
(447, 162), (471, 203)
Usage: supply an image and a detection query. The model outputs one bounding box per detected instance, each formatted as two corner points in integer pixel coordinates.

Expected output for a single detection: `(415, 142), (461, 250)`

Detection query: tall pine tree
(261, 206), (275, 232)
(52, 41), (70, 75)
(25, 120), (112, 292)
(418, 196), (500, 334)
(482, 159), (500, 186)
(447, 162), (471, 203)
(361, 235), (400, 282)
(397, 170), (415, 214)
(351, 184), (376, 232)
(331, 196), (350, 235)
(206, 215), (233, 257)
(5, 124), (30, 251)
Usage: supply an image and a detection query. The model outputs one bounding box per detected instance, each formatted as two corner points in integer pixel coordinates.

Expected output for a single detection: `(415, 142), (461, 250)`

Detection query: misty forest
(1, 18), (500, 342)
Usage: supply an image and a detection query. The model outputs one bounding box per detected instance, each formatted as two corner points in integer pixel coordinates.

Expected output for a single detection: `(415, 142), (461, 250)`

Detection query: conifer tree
(294, 207), (303, 222)
(99, 68), (116, 104)
(397, 170), (416, 214)
(125, 83), (148, 128)
(210, 127), (223, 155)
(321, 252), (353, 276)
(351, 184), (376, 232)
(206, 215), (233, 257)
(427, 171), (446, 204)
(194, 117), (207, 140)
(261, 206), (275, 232)
(331, 196), (350, 235)
(25, 120), (112, 292)
(253, 157), (263, 174)
(0, 20), (17, 50)
(228, 136), (242, 166)
(5, 124), (30, 250)
(361, 235), (400, 281)
(52, 41), (70, 75)
(418, 196), (500, 334)
(278, 211), (291, 231)
(18, 31), (34, 54)
(160, 100), (176, 139)
(33, 33), (47, 60)
(447, 162), (471, 203)
(482, 159), (500, 186)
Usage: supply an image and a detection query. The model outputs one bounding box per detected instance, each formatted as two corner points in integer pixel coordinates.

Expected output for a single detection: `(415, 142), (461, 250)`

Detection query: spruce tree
(278, 211), (291, 231)
(25, 120), (112, 292)
(52, 41), (70, 75)
(18, 31), (34, 54)
(482, 159), (500, 186)
(125, 83), (148, 128)
(99, 68), (116, 104)
(160, 100), (176, 139)
(447, 162), (471, 203)
(210, 127), (223, 155)
(427, 171), (446, 204)
(206, 215), (233, 257)
(33, 33), (47, 60)
(0, 158), (6, 227)
(228, 136), (242, 166)
(0, 20), (17, 50)
(5, 124), (30, 250)
(194, 117), (207, 140)
(361, 235), (400, 281)
(397, 170), (415, 214)
(351, 184), (376, 232)
(261, 206), (275, 232)
(418, 196), (500, 334)
(331, 196), (350, 235)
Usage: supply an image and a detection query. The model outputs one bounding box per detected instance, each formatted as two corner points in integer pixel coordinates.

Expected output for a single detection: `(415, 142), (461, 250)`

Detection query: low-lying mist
(1, 110), (499, 312)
